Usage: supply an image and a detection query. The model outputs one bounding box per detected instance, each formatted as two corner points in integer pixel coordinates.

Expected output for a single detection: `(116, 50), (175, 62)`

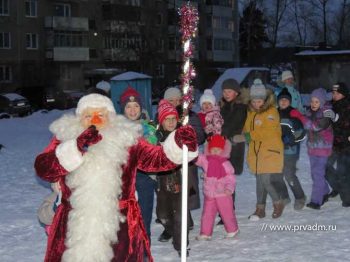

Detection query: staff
(178, 3), (198, 261)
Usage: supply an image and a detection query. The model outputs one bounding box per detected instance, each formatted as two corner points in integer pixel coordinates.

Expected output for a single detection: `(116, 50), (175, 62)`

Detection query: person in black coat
(326, 82), (350, 207)
(220, 79), (248, 175)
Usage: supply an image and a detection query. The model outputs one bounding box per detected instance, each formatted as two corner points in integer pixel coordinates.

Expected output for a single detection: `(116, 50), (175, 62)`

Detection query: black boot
(342, 202), (350, 207)
(306, 202), (320, 210)
(328, 190), (339, 198)
(322, 194), (329, 206)
(177, 249), (189, 257)
(158, 230), (172, 242)
(216, 219), (224, 226)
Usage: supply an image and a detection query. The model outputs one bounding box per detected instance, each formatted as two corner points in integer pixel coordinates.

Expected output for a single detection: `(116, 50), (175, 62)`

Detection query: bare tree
(335, 0), (350, 46)
(264, 0), (292, 47)
(307, 0), (332, 44)
(283, 0), (316, 46)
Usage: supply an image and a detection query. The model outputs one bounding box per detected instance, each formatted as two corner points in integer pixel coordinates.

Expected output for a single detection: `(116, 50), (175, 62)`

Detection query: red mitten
(76, 125), (102, 152)
(290, 109), (305, 122)
(175, 125), (197, 152)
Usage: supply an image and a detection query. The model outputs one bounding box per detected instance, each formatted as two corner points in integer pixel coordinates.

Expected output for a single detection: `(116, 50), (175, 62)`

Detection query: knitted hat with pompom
(250, 79), (266, 100)
(200, 89), (216, 107)
(157, 99), (179, 124)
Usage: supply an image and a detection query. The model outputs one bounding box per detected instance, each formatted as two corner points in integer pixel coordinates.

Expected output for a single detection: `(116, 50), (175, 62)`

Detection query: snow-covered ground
(0, 110), (349, 262)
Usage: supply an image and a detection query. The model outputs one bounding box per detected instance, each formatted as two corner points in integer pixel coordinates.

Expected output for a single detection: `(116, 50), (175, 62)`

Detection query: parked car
(0, 111), (11, 119)
(211, 67), (271, 99)
(64, 90), (86, 108)
(43, 89), (71, 110)
(0, 93), (32, 117)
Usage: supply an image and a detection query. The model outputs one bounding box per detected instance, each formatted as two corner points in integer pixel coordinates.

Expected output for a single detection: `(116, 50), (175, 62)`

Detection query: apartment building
(0, 0), (239, 102)
(0, 0), (107, 104)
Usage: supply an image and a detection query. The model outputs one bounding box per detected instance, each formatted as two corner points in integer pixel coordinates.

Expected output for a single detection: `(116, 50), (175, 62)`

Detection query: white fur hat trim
(76, 94), (116, 115)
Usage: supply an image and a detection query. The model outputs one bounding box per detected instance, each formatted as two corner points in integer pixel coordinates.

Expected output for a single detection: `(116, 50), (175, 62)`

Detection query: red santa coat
(35, 114), (196, 262)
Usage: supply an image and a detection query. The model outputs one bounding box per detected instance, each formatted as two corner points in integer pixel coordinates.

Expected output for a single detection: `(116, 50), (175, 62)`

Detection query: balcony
(103, 49), (137, 62)
(46, 47), (89, 61)
(45, 16), (89, 31)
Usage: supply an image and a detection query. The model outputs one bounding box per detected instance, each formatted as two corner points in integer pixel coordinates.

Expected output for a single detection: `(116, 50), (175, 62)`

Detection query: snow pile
(0, 110), (349, 261)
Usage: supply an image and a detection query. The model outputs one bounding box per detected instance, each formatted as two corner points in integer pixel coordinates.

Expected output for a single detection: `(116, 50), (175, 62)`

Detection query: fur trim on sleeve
(162, 131), (198, 164)
(55, 139), (83, 172)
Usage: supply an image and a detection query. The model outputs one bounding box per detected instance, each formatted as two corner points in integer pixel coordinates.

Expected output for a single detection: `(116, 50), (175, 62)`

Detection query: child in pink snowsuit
(195, 134), (239, 240)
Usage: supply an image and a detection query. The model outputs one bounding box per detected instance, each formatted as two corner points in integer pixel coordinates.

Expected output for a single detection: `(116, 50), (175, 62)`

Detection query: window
(155, 64), (164, 78)
(0, 65), (12, 83)
(60, 65), (72, 80)
(0, 0), (9, 16)
(206, 0), (233, 6)
(0, 32), (11, 48)
(212, 16), (234, 31)
(89, 49), (97, 58)
(89, 20), (96, 30)
(157, 39), (164, 52)
(206, 15), (212, 28)
(103, 35), (142, 49)
(54, 31), (88, 47)
(156, 13), (163, 25)
(54, 3), (71, 17)
(26, 33), (38, 49)
(206, 38), (212, 50)
(25, 0), (37, 17)
(168, 37), (175, 50)
(214, 38), (233, 51)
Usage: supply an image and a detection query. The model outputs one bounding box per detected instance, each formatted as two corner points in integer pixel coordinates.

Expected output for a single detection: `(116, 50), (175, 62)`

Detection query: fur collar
(52, 113), (142, 262)
(248, 89), (276, 113)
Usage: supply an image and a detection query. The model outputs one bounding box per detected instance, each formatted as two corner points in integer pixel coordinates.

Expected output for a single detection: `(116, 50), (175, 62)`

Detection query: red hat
(120, 86), (142, 110)
(158, 99), (179, 124)
(208, 134), (226, 150)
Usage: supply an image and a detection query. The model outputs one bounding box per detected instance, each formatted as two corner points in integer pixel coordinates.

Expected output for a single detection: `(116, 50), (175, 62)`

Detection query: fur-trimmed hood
(247, 89), (276, 114)
(219, 87), (250, 107)
(203, 139), (232, 159)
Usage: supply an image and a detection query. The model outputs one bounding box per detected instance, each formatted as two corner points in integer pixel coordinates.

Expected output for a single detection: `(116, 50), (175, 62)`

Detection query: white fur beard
(60, 115), (141, 262)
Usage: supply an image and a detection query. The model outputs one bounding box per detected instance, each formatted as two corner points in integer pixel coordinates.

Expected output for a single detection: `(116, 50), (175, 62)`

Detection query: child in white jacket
(195, 134), (239, 240)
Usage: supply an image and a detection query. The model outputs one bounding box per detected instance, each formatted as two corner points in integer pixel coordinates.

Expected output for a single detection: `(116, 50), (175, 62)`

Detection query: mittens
(174, 125), (197, 152)
(323, 109), (338, 122)
(76, 125), (102, 152)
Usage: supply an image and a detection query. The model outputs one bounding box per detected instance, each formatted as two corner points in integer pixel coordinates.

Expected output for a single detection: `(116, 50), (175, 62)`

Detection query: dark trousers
(156, 183), (189, 251)
(230, 142), (245, 175)
(280, 155), (305, 200)
(326, 151), (350, 205)
(136, 172), (157, 239)
(257, 174), (282, 204)
(228, 142), (244, 212)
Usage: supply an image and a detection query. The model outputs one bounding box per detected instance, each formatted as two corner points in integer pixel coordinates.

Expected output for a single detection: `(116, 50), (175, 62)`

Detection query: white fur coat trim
(56, 139), (83, 172)
(50, 113), (142, 262)
(162, 130), (198, 164)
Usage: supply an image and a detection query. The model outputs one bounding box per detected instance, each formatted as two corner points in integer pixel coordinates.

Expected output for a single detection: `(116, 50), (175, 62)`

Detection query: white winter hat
(164, 87), (181, 99)
(250, 79), (267, 100)
(200, 89), (216, 106)
(281, 70), (294, 82)
(76, 94), (116, 115)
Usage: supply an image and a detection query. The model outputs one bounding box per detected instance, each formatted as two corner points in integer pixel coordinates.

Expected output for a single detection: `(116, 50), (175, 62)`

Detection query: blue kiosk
(110, 71), (152, 115)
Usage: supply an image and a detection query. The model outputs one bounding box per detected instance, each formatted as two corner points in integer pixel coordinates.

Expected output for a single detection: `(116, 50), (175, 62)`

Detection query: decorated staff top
(178, 3), (199, 125)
